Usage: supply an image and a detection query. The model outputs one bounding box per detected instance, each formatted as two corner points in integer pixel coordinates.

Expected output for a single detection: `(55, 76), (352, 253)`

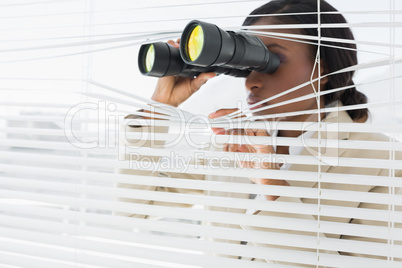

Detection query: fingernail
(205, 74), (216, 80)
(208, 112), (216, 118)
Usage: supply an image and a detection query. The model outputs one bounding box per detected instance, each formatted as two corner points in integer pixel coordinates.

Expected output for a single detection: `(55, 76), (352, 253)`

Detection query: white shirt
(280, 129), (315, 171)
(247, 129), (315, 205)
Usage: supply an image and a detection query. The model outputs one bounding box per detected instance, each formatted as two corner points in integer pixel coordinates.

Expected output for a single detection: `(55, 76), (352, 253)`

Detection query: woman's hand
(151, 39), (216, 107)
(209, 108), (289, 201)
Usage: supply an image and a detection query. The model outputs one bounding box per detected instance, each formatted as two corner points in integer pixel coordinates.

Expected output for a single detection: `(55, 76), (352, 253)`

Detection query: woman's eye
(278, 54), (286, 63)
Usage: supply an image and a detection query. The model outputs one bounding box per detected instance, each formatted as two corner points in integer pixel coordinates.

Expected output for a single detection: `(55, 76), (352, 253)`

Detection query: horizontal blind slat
(0, 226), (285, 268)
(123, 119), (402, 133)
(1, 218), (399, 267)
(2, 151), (401, 180)
(0, 252), (76, 268)
(0, 239), (164, 268)
(1, 208), (401, 259)
(4, 126), (402, 151)
(123, 132), (402, 153)
(1, 175), (401, 214)
(1, 189), (401, 240)
(2, 162), (401, 191)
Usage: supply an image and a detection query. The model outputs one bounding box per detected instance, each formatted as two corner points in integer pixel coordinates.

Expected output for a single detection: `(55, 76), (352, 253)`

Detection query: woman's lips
(249, 104), (265, 110)
(247, 97), (267, 110)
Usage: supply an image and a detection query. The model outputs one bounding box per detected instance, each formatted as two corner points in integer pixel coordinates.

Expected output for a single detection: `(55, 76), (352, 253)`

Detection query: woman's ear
(318, 60), (329, 85)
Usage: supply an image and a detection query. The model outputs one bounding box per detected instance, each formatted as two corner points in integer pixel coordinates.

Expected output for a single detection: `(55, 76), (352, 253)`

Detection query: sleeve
(113, 112), (206, 219)
(338, 169), (402, 262)
(239, 196), (339, 267)
(240, 169), (402, 266)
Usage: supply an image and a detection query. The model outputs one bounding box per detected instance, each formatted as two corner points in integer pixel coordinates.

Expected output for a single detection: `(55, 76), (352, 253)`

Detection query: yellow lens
(187, 25), (204, 61)
(145, 44), (155, 72)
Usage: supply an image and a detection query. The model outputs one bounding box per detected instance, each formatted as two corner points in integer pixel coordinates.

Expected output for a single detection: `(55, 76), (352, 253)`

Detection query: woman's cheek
(290, 65), (313, 85)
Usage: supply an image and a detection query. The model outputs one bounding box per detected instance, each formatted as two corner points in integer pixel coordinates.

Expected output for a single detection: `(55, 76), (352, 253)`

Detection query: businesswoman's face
(245, 19), (328, 122)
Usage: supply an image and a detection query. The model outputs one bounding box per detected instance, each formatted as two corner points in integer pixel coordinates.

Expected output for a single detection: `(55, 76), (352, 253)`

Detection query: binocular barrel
(138, 20), (280, 78)
(138, 42), (251, 78)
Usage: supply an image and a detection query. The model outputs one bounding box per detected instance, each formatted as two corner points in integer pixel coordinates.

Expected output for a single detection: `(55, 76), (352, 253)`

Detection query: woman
(150, 0), (369, 199)
(116, 0), (401, 265)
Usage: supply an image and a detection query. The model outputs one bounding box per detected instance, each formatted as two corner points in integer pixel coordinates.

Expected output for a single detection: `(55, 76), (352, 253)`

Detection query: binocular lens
(187, 25), (204, 61)
(144, 44), (155, 72)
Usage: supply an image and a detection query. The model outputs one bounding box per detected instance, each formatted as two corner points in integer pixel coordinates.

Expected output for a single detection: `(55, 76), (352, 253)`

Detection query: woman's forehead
(255, 30), (307, 50)
(249, 17), (304, 40)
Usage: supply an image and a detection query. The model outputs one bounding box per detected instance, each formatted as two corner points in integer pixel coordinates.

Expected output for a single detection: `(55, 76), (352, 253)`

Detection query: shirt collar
(285, 101), (354, 187)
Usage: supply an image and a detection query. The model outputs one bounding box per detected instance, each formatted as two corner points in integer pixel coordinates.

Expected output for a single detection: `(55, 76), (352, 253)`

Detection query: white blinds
(1, 0), (401, 267)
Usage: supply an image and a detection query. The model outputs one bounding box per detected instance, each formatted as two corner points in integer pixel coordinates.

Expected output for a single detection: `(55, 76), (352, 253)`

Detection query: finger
(190, 72), (216, 93)
(227, 128), (244, 137)
(211, 127), (226, 135)
(256, 145), (276, 155)
(238, 144), (248, 153)
(232, 113), (246, 119)
(224, 129), (234, 152)
(254, 129), (270, 136)
(245, 129), (255, 136)
(227, 129), (242, 152)
(253, 129), (274, 154)
(223, 143), (229, 152)
(229, 143), (239, 152)
(166, 39), (180, 48)
(209, 108), (245, 119)
(242, 129), (255, 149)
(228, 137), (240, 151)
(260, 161), (278, 170)
(239, 160), (254, 169)
(238, 144), (255, 153)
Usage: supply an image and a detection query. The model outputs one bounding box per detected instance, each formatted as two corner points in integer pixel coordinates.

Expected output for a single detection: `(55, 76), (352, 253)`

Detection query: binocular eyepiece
(138, 20), (280, 78)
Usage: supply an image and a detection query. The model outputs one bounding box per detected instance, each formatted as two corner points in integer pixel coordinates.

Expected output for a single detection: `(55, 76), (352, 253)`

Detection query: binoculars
(138, 20), (280, 78)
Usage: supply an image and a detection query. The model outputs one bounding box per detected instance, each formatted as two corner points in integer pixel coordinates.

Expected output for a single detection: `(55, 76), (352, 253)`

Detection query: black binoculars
(138, 20), (280, 78)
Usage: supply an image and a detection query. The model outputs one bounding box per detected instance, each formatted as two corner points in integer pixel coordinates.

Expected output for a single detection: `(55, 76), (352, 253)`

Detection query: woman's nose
(245, 71), (264, 92)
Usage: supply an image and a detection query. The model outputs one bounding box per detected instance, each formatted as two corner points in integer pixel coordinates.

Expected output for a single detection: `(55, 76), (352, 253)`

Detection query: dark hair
(243, 0), (368, 121)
